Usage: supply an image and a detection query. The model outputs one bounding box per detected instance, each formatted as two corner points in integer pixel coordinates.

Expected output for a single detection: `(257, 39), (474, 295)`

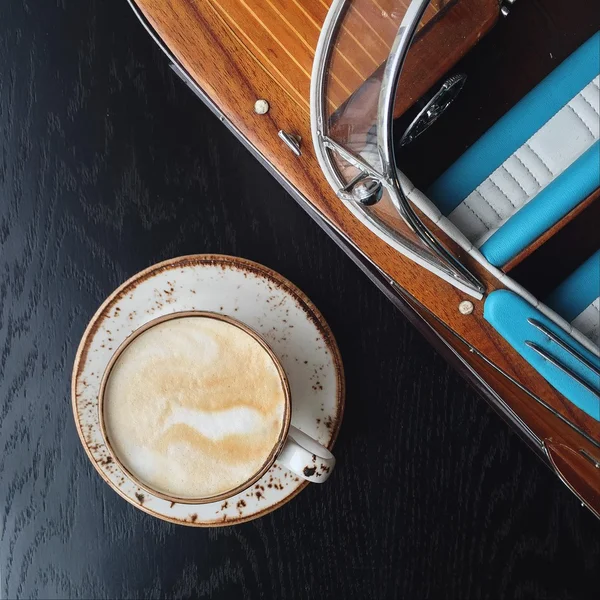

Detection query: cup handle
(276, 425), (336, 483)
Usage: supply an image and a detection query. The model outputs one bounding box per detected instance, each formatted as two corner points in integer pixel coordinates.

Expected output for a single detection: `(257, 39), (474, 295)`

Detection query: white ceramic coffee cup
(98, 311), (336, 505)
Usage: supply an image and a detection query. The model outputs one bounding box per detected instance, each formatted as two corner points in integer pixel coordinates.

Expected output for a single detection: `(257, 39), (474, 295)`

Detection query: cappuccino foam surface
(103, 316), (287, 500)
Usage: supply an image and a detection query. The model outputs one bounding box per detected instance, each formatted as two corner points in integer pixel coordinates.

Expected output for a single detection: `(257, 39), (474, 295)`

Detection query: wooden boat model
(128, 0), (600, 516)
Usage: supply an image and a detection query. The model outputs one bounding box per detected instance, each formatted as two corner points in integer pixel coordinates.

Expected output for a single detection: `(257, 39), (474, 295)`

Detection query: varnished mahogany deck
(3, 1), (600, 596)
(131, 0), (600, 515)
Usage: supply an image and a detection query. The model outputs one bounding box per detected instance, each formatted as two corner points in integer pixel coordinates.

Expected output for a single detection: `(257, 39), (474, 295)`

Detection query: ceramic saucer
(72, 255), (344, 526)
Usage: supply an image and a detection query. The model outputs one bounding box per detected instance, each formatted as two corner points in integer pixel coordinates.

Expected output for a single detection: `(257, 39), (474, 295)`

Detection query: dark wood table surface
(1, 1), (600, 598)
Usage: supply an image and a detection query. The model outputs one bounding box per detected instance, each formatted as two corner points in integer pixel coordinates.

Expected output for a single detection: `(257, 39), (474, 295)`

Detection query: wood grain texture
(2, 1), (600, 599)
(204, 0), (447, 114)
(130, 0), (600, 508)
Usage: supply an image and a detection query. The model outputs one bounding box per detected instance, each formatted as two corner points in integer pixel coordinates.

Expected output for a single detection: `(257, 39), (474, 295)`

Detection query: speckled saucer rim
(71, 254), (345, 526)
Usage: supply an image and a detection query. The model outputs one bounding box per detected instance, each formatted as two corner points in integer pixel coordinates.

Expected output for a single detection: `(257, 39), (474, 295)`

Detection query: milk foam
(103, 316), (287, 499)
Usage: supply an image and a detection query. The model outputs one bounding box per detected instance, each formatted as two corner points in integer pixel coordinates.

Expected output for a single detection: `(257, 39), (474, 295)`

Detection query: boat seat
(546, 250), (600, 347)
(484, 290), (600, 421)
(427, 32), (600, 268)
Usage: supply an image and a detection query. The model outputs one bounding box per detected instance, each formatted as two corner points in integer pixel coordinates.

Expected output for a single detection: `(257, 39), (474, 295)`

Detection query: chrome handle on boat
(278, 130), (302, 156)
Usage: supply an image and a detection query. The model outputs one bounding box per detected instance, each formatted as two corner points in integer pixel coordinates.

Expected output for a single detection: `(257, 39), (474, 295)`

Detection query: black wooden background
(1, 1), (599, 599)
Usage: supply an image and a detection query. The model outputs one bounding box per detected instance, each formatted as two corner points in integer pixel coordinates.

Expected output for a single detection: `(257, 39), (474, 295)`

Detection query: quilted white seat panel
(448, 76), (600, 247)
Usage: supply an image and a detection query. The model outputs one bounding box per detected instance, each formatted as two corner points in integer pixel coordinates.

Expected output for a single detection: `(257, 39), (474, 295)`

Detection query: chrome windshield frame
(310, 0), (485, 298)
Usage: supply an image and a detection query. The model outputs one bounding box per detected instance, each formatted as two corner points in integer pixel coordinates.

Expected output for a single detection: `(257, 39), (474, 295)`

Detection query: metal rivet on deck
(459, 301), (474, 315)
(254, 99), (270, 115)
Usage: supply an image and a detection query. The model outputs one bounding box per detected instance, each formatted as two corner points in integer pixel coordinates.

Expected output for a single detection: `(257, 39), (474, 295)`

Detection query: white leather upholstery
(448, 76), (600, 247)
(572, 297), (600, 346)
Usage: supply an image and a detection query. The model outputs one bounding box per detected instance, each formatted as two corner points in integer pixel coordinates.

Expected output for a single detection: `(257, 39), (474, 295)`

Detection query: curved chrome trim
(128, 0), (599, 518)
(126, 0), (454, 307)
(128, 0), (598, 446)
(377, 0), (430, 177)
(310, 0), (484, 298)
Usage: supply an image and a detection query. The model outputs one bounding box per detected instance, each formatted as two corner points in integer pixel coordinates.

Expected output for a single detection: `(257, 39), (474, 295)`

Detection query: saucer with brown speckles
(72, 255), (344, 526)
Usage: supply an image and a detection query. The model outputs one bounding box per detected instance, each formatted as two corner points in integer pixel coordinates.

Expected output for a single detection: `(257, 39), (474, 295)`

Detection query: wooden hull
(129, 0), (600, 516)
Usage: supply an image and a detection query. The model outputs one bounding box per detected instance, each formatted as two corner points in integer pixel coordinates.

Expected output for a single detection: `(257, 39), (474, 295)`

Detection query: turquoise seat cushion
(478, 141), (600, 266)
(427, 31), (600, 215)
(484, 290), (600, 421)
(546, 249), (600, 322)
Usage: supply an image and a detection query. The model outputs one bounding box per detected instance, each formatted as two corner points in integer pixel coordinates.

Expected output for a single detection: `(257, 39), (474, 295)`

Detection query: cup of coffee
(98, 311), (336, 504)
